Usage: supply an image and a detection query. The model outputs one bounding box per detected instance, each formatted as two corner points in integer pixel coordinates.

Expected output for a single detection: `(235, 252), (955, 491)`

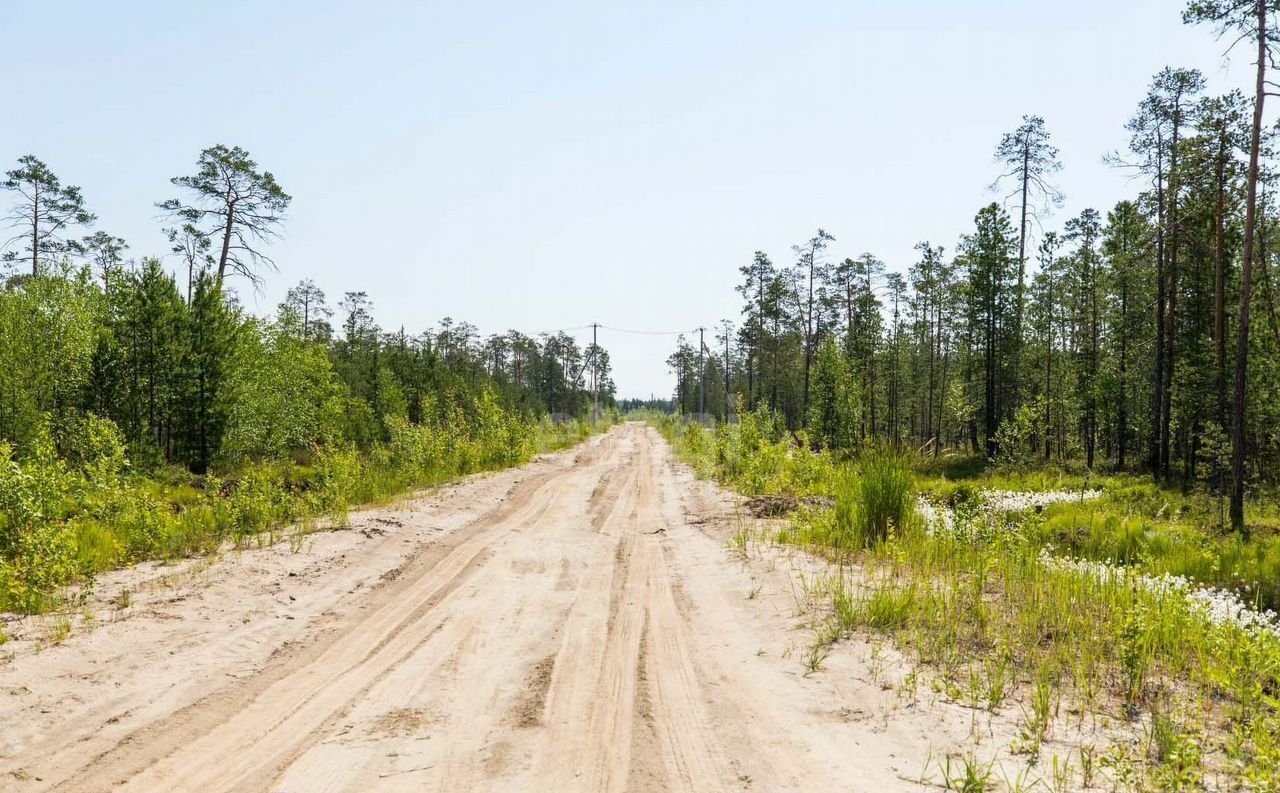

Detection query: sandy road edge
(0, 432), (609, 788)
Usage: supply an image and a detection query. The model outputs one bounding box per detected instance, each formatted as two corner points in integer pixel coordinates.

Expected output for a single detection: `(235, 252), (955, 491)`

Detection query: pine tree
(963, 204), (1019, 458)
(2, 155), (95, 277)
(807, 336), (858, 451)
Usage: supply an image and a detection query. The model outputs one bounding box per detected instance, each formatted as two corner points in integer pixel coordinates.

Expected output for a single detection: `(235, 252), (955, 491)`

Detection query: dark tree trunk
(217, 202), (235, 284)
(1045, 278), (1054, 461)
(30, 196), (39, 277)
(985, 309), (997, 459)
(1118, 275), (1129, 469)
(1087, 258), (1099, 470)
(1231, 0), (1266, 534)
(802, 254), (815, 416)
(1152, 162), (1167, 476)
(1215, 136), (1229, 428)
(1162, 117), (1183, 481)
(1013, 147), (1029, 407)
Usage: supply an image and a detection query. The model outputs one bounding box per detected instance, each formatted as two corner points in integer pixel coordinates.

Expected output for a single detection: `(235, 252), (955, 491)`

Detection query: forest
(654, 3), (1280, 784)
(669, 6), (1280, 533)
(0, 144), (615, 612)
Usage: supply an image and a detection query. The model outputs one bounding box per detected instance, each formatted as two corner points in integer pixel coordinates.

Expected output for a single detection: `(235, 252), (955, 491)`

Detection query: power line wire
(526, 322), (721, 338)
(525, 324), (595, 336)
(598, 323), (702, 336)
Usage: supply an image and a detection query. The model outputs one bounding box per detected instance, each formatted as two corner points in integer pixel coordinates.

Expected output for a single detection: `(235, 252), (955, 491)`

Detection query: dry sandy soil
(0, 423), (1045, 792)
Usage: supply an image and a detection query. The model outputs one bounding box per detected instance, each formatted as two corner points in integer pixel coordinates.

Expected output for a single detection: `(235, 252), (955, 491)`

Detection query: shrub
(0, 434), (81, 611)
(56, 412), (128, 480)
(0, 399), (604, 613)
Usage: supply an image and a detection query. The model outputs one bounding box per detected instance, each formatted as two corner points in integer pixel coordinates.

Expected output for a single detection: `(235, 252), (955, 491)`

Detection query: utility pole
(721, 320), (731, 421)
(698, 326), (706, 419)
(591, 322), (600, 423)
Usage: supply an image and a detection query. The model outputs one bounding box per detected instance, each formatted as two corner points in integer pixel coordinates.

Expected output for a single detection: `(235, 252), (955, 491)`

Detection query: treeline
(618, 397), (675, 413)
(1, 264), (616, 474)
(669, 1), (1279, 529)
(0, 146), (615, 472)
(0, 145), (614, 611)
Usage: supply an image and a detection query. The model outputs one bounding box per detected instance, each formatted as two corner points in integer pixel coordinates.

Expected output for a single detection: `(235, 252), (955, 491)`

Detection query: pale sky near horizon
(0, 1), (1259, 399)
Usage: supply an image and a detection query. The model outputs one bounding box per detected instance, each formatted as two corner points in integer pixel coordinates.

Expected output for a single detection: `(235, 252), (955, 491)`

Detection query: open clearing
(1, 424), (1038, 792)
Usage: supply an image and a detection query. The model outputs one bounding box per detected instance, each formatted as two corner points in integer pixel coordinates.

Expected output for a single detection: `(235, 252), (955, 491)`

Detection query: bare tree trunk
(936, 346), (950, 458)
(936, 285), (947, 450)
(1162, 122), (1182, 480)
(770, 310), (779, 413)
(1230, 0), (1266, 534)
(1215, 138), (1229, 428)
(31, 197), (39, 277)
(985, 310), (997, 459)
(1260, 193), (1280, 346)
(802, 254), (815, 417)
(1152, 162), (1167, 475)
(866, 274), (877, 438)
(1013, 148), (1029, 406)
(1087, 259), (1100, 469)
(1118, 274), (1129, 469)
(926, 291), (936, 445)
(965, 310), (980, 455)
(217, 204), (235, 284)
(1045, 278), (1054, 461)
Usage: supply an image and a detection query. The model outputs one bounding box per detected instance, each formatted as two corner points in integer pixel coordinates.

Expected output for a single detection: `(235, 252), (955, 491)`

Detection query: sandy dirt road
(0, 423), (998, 792)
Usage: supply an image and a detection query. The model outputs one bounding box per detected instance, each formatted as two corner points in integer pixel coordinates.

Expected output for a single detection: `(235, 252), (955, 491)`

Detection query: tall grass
(658, 413), (1280, 788)
(849, 449), (915, 547)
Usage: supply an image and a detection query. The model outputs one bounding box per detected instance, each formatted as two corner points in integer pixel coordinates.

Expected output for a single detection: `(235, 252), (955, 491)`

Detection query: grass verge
(655, 410), (1280, 790)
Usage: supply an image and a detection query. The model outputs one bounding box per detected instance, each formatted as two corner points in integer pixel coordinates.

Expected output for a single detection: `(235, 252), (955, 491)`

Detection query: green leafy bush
(0, 434), (78, 611)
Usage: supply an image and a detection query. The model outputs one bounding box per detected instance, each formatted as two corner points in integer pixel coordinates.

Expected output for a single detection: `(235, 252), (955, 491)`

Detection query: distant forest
(619, 397), (675, 414)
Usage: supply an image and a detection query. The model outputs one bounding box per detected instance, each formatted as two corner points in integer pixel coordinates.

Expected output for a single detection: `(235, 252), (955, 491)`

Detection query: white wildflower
(917, 495), (954, 537)
(1039, 548), (1280, 640)
(919, 488), (1280, 640)
(917, 487), (1099, 538)
(980, 488), (1102, 512)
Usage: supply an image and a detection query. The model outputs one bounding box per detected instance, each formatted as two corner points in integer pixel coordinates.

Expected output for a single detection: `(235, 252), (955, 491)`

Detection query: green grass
(656, 413), (1280, 789)
(889, 446), (1280, 613)
(1, 414), (611, 614)
(1027, 492), (1280, 612)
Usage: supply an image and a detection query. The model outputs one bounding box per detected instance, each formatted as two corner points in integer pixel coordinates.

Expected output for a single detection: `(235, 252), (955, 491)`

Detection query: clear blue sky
(0, 0), (1254, 398)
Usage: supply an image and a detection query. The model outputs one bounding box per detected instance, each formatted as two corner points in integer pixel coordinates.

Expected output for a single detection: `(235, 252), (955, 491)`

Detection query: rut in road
(7, 423), (931, 792)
